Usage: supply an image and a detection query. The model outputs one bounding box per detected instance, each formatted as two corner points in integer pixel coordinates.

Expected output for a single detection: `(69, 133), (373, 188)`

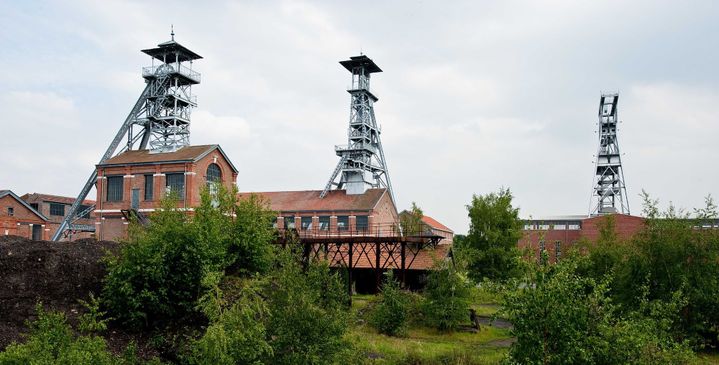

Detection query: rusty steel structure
(277, 223), (443, 299)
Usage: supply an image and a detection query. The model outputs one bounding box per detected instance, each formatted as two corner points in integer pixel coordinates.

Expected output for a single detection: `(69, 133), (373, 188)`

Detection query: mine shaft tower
(321, 55), (396, 205)
(590, 93), (630, 216)
(52, 30), (202, 241)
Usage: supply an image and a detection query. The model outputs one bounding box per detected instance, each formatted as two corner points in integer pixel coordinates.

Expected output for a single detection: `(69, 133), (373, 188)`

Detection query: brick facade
(518, 213), (646, 263)
(0, 190), (48, 240)
(94, 145), (238, 241)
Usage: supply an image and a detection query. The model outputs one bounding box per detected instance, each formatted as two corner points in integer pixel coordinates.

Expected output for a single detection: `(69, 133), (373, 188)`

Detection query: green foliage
(185, 274), (273, 365)
(503, 258), (695, 364)
(264, 248), (352, 364)
(102, 187), (277, 329)
(576, 192), (719, 348)
(102, 195), (212, 328)
(77, 293), (111, 334)
(0, 304), (132, 365)
(457, 188), (523, 282)
(370, 271), (411, 336)
(422, 261), (472, 332)
(400, 202), (424, 236)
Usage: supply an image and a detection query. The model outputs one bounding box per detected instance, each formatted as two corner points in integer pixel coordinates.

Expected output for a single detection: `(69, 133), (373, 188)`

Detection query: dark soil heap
(0, 236), (118, 349)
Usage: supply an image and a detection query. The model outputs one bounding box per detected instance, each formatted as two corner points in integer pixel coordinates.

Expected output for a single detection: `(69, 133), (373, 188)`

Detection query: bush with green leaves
(455, 188), (524, 283)
(572, 191), (719, 348)
(264, 248), (352, 365)
(102, 187), (277, 329)
(185, 273), (273, 365)
(0, 304), (152, 365)
(422, 260), (472, 331)
(503, 255), (695, 364)
(369, 271), (411, 336)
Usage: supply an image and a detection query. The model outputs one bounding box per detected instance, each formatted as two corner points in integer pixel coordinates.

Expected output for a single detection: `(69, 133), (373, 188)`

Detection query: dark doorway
(32, 225), (42, 240)
(131, 189), (140, 210)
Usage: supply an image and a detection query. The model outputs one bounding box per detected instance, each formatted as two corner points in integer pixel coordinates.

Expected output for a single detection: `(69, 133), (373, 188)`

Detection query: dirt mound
(0, 238), (119, 349)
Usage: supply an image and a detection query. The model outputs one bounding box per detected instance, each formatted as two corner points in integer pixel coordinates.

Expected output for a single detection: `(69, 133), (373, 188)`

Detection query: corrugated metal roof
(238, 189), (387, 213)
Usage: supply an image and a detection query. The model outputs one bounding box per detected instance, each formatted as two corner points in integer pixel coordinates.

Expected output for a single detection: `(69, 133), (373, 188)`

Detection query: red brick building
(93, 145), (237, 241)
(0, 190), (48, 240)
(240, 188), (399, 233)
(518, 213), (646, 263)
(21, 193), (96, 241)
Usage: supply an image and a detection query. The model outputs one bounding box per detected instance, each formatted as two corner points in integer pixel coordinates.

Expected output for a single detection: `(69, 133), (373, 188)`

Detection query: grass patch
(350, 294), (512, 364)
(698, 352), (719, 364)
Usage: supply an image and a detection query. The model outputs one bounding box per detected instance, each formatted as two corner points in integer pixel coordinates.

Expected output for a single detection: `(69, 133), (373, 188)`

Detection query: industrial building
(0, 190), (48, 240)
(21, 193), (95, 240)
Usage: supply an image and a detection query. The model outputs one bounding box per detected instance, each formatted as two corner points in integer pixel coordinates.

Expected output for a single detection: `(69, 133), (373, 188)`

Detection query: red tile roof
(97, 145), (238, 172)
(238, 189), (388, 213)
(421, 215), (453, 233)
(21, 193), (95, 206)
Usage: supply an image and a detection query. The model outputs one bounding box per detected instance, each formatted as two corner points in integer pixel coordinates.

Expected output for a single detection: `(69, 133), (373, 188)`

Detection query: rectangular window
(319, 216), (330, 231)
(553, 224), (566, 230)
(284, 216), (295, 230)
(7, 207), (13, 216)
(301, 216), (312, 230)
(555, 241), (561, 261)
(568, 224), (581, 230)
(30, 203), (39, 211)
(356, 215), (369, 231)
(165, 173), (185, 199)
(49, 203), (65, 216)
(79, 205), (92, 219)
(337, 216), (349, 231)
(144, 175), (154, 201)
(538, 224), (550, 230)
(106, 176), (124, 202)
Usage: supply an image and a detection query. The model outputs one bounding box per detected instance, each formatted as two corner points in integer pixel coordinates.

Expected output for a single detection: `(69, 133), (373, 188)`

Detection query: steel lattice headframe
(590, 93), (630, 215)
(321, 55), (396, 205)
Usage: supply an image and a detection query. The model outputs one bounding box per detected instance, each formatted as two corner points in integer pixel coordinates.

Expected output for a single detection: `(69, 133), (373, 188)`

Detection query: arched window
(206, 163), (222, 184)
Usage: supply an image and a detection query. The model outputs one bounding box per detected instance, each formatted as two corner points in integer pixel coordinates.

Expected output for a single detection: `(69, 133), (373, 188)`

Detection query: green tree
(422, 260), (472, 331)
(370, 271), (410, 336)
(503, 257), (695, 364)
(264, 249), (352, 364)
(457, 188), (523, 282)
(186, 273), (273, 365)
(399, 202), (424, 236)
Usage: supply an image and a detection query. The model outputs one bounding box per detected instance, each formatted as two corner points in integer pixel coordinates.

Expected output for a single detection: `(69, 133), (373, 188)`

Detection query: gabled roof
(21, 193), (95, 206)
(238, 189), (388, 213)
(98, 145), (238, 173)
(0, 190), (48, 221)
(421, 215), (453, 233)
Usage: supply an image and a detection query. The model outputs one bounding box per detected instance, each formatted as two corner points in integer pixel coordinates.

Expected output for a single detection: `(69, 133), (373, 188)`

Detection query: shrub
(370, 271), (410, 336)
(185, 274), (273, 365)
(102, 196), (212, 328)
(102, 187), (277, 329)
(503, 257), (695, 364)
(422, 260), (472, 331)
(264, 248), (352, 364)
(0, 304), (124, 364)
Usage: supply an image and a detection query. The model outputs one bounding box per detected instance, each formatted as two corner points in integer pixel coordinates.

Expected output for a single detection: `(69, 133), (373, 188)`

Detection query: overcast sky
(1, 0), (717, 233)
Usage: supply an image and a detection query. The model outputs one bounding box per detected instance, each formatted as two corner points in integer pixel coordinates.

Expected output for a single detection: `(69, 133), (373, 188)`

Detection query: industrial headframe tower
(321, 55), (396, 205)
(52, 30), (201, 241)
(590, 93), (630, 216)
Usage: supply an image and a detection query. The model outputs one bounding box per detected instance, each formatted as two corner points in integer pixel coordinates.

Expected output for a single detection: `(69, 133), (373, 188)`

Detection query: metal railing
(277, 222), (437, 240)
(335, 143), (377, 154)
(142, 64), (201, 83)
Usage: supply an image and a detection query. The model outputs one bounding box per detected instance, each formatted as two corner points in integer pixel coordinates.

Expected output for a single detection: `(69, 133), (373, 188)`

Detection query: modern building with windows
(21, 193), (96, 240)
(93, 144), (237, 241)
(1, 190), (48, 240)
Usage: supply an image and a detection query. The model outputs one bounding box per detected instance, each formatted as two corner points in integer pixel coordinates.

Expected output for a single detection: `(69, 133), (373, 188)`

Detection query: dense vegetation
(1, 187), (718, 364)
